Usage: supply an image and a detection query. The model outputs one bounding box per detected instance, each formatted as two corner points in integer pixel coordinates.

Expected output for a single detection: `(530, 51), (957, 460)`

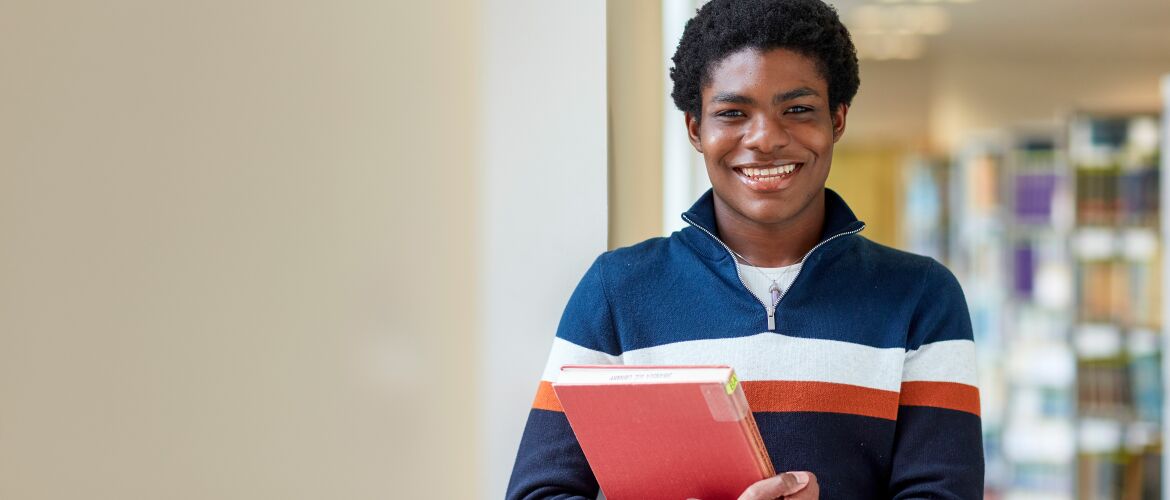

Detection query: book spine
(732, 384), (775, 477)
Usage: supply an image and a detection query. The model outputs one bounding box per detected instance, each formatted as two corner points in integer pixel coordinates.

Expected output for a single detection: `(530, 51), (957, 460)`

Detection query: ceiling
(831, 0), (1170, 61)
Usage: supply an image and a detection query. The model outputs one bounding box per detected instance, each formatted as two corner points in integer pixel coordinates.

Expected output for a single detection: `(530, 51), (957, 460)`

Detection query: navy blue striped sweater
(507, 189), (984, 499)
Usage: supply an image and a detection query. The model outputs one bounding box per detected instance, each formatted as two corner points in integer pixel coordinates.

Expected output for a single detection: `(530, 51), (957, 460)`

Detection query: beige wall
(607, 0), (664, 248)
(0, 1), (478, 498)
(826, 148), (904, 248)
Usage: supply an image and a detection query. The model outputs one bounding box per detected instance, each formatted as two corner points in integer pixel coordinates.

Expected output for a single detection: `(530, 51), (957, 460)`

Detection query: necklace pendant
(769, 283), (780, 306)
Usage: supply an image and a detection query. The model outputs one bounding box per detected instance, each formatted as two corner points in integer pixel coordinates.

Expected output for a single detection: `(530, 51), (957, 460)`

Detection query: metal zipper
(682, 213), (866, 331)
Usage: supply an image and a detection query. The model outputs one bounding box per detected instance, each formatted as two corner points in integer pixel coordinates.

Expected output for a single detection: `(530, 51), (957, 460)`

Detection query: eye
(785, 105), (814, 114)
(714, 109), (745, 119)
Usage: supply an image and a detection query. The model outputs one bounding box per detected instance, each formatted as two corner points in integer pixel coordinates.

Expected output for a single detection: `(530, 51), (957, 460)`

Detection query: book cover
(552, 365), (774, 500)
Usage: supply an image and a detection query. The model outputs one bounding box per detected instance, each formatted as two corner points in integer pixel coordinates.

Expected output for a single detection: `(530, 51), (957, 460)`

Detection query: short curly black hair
(670, 0), (860, 119)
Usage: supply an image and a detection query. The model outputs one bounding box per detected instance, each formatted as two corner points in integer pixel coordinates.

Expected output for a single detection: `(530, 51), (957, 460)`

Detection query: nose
(741, 114), (791, 153)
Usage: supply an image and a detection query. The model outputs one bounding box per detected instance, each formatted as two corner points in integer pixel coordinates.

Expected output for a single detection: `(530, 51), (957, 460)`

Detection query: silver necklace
(730, 249), (800, 306)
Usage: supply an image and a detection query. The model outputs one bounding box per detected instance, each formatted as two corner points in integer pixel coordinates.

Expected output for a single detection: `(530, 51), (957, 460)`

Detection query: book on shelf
(552, 365), (774, 500)
(1077, 360), (1132, 419)
(1074, 258), (1162, 327)
(1117, 168), (1159, 226)
(1076, 261), (1126, 324)
(1075, 167), (1160, 227)
(1129, 351), (1163, 424)
(1126, 256), (1162, 327)
(1077, 451), (1161, 500)
(1012, 172), (1058, 224)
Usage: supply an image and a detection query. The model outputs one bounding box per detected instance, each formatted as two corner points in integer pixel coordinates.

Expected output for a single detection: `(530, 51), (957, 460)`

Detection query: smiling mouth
(734, 162), (803, 180)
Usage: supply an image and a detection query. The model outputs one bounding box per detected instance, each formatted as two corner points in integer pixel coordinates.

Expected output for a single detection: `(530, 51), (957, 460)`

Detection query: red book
(553, 365), (775, 500)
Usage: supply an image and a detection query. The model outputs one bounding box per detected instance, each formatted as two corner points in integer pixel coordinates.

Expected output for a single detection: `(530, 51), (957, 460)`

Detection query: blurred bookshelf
(902, 154), (950, 261)
(1002, 129), (1077, 500)
(943, 136), (1014, 498)
(1068, 113), (1163, 500)
(934, 110), (1165, 500)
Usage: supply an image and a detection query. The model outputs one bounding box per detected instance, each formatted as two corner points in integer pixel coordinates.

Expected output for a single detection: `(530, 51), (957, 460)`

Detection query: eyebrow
(708, 87), (821, 106)
(710, 92), (754, 105)
(773, 87), (819, 103)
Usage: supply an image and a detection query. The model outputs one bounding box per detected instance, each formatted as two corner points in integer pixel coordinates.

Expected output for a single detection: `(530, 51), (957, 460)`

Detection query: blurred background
(0, 0), (1166, 499)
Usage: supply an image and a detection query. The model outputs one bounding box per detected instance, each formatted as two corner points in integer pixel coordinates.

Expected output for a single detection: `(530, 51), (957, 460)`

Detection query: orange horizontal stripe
(534, 379), (979, 420)
(743, 380), (900, 421)
(532, 380), (563, 412)
(899, 381), (981, 417)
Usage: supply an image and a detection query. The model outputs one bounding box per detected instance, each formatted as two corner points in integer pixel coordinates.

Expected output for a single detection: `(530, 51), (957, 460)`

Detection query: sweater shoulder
(595, 234), (679, 282)
(848, 238), (972, 346)
(851, 236), (939, 273)
(852, 237), (965, 296)
(604, 234), (672, 261)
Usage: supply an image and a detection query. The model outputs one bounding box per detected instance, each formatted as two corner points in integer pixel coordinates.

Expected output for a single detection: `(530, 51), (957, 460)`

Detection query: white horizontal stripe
(540, 338), (623, 382)
(902, 339), (977, 386)
(541, 335), (977, 391)
(620, 333), (905, 392)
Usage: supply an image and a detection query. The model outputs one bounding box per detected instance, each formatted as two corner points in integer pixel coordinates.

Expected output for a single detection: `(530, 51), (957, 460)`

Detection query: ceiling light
(853, 33), (927, 60)
(874, 0), (975, 4)
(849, 5), (950, 36)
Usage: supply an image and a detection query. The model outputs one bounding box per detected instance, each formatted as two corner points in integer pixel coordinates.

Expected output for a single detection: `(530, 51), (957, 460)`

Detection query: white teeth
(743, 164), (798, 177)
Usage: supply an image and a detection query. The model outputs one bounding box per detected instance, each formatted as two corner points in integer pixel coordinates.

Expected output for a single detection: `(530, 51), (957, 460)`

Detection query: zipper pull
(767, 283), (780, 331)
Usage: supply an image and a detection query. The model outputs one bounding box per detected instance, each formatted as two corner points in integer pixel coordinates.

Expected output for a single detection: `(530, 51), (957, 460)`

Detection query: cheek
(793, 127), (834, 155)
(702, 126), (739, 156)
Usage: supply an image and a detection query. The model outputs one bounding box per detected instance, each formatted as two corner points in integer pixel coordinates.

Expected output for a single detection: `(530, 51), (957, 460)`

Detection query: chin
(736, 199), (797, 225)
(750, 189), (823, 222)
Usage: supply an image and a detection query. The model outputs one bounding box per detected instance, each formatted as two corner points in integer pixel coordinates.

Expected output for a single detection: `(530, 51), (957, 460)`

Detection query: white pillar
(662, 0), (709, 234)
(478, 1), (609, 497)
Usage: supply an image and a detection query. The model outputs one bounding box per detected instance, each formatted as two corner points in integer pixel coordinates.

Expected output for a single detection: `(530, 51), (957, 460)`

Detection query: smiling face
(686, 47), (848, 232)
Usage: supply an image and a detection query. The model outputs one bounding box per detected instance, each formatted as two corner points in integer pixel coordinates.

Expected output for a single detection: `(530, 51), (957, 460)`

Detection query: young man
(507, 0), (983, 498)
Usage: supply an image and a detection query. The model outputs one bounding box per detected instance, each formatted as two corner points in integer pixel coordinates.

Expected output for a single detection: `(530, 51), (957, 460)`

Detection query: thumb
(738, 471), (811, 500)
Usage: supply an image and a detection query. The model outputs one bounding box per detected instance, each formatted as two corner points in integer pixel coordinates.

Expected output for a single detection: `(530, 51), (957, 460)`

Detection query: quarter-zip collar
(679, 188), (866, 331)
(680, 188), (865, 262)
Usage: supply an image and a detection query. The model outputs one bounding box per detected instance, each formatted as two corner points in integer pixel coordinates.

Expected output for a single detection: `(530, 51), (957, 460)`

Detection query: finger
(737, 471), (810, 500)
(785, 471), (820, 500)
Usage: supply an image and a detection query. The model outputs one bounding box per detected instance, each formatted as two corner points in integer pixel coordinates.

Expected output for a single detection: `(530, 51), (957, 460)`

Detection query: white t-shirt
(736, 261), (803, 307)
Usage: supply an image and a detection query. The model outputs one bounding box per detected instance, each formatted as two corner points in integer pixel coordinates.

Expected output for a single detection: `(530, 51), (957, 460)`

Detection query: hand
(737, 471), (818, 500)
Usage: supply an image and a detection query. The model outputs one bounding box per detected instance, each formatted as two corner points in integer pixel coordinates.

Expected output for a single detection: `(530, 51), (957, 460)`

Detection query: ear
(685, 112), (703, 153)
(831, 103), (849, 144)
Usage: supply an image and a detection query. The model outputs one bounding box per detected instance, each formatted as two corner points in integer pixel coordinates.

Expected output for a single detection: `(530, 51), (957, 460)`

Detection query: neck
(713, 191), (826, 268)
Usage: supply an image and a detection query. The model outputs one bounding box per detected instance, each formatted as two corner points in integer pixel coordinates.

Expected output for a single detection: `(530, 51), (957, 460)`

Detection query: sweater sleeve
(888, 259), (985, 499)
(506, 255), (621, 500)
